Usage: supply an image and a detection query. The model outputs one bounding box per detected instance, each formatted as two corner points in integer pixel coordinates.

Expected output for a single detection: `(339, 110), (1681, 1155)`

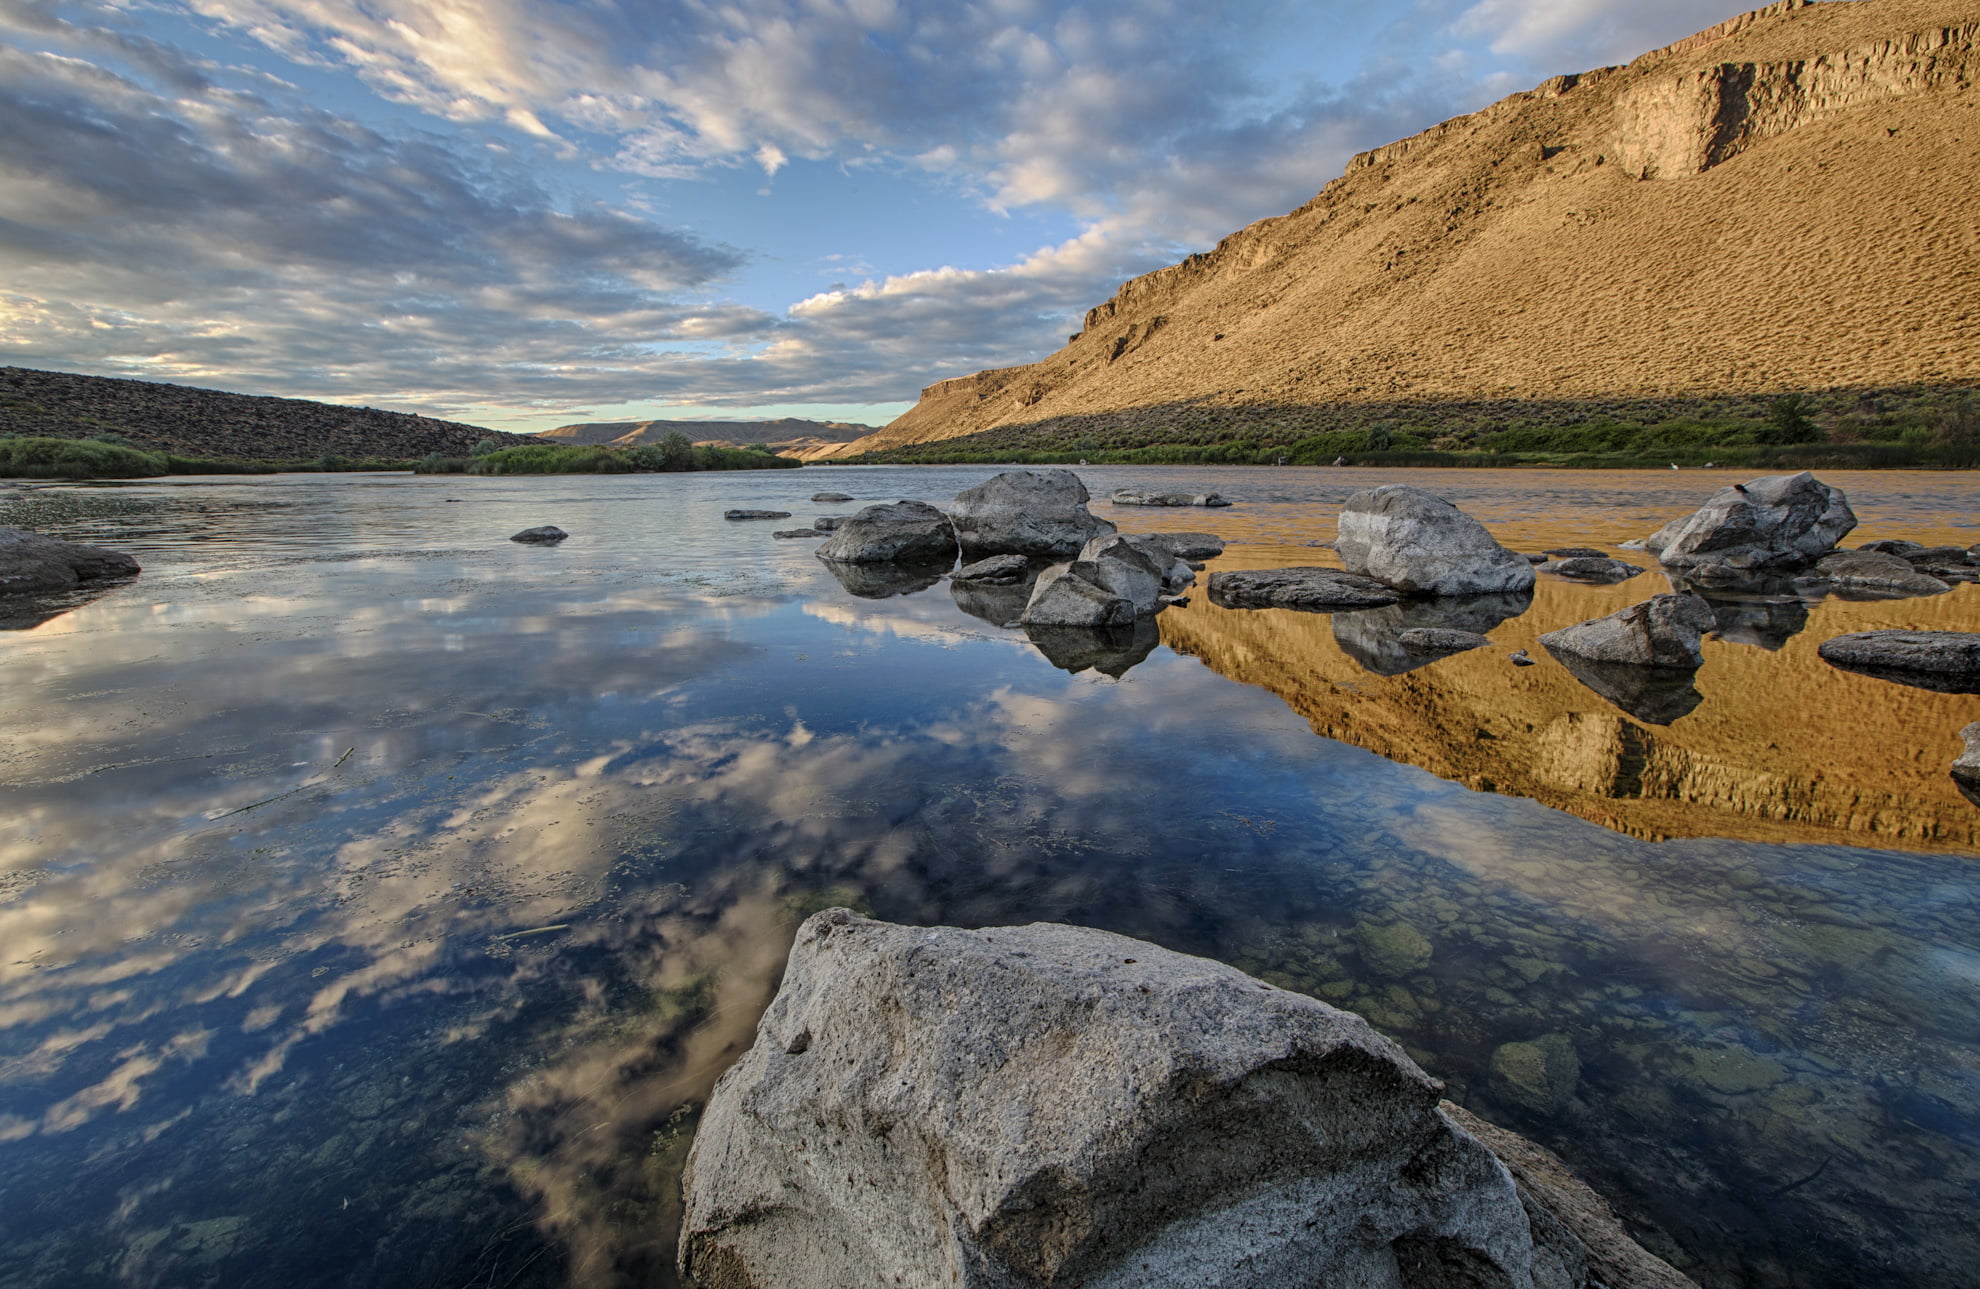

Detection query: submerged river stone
(0, 525), (142, 594)
(680, 910), (1688, 1289)
(1817, 630), (1980, 693)
(1335, 485), (1536, 597)
(1208, 567), (1400, 610)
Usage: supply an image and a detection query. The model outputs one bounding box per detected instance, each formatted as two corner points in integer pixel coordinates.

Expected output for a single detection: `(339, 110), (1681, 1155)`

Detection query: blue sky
(0, 0), (1753, 433)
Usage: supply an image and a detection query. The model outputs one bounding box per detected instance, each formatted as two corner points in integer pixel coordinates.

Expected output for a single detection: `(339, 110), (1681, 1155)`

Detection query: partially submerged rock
(1021, 562), (1135, 627)
(1207, 567), (1400, 611)
(1539, 594), (1718, 669)
(951, 554), (1030, 584)
(509, 525), (568, 543)
(814, 500), (957, 564)
(1543, 547), (1611, 560)
(1953, 722), (1980, 808)
(680, 910), (1692, 1289)
(1539, 556), (1646, 584)
(1140, 531), (1225, 561)
(723, 509), (793, 521)
(1335, 485), (1536, 597)
(1643, 472), (1855, 571)
(812, 516), (848, 531)
(1110, 488), (1232, 508)
(771, 528), (824, 539)
(810, 492), (855, 503)
(1806, 550), (1951, 598)
(949, 470), (1115, 559)
(0, 525), (142, 595)
(1817, 631), (1980, 694)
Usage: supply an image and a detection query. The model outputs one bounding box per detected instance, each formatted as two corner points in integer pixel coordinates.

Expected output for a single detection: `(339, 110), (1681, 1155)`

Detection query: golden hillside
(844, 0), (1980, 457)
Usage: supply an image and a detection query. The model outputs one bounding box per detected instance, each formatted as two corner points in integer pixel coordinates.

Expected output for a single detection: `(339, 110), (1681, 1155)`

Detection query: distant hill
(538, 418), (875, 454)
(835, 0), (1980, 459)
(0, 366), (529, 461)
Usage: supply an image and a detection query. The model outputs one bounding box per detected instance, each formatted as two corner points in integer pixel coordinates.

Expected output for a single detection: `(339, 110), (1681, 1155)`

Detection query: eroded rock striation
(680, 910), (1691, 1289)
(0, 526), (141, 595)
(1336, 485), (1536, 597)
(949, 470), (1115, 559)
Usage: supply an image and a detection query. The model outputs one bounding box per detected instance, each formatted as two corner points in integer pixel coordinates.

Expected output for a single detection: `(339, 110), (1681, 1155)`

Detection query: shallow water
(1, 466), (1977, 1289)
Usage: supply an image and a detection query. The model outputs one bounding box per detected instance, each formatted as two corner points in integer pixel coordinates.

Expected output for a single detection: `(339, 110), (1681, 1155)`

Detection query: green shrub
(0, 435), (169, 478)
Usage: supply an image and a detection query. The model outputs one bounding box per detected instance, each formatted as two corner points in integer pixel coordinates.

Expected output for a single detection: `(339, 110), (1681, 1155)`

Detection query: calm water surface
(1, 466), (1977, 1289)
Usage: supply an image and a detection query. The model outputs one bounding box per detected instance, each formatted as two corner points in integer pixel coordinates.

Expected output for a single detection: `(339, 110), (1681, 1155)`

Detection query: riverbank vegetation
(413, 436), (802, 475)
(838, 387), (1980, 470)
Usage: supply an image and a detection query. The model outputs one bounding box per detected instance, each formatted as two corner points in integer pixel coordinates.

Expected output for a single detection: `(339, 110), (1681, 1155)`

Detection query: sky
(0, 0), (1756, 433)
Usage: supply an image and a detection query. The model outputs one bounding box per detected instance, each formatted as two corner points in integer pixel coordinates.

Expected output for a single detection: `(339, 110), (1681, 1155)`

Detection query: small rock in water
(813, 515), (848, 531)
(1643, 471), (1855, 570)
(1397, 627), (1492, 654)
(1110, 488), (1232, 507)
(508, 526), (567, 543)
(1806, 550), (1950, 598)
(952, 554), (1030, 584)
(1208, 567), (1401, 611)
(1858, 538), (1925, 557)
(810, 492), (855, 503)
(950, 471), (1115, 558)
(1539, 556), (1647, 584)
(1543, 546), (1611, 560)
(771, 528), (825, 539)
(724, 509), (793, 521)
(1335, 485), (1535, 597)
(1540, 594), (1717, 669)
(1142, 531), (1226, 560)
(815, 500), (957, 564)
(1817, 630), (1980, 693)
(0, 526), (142, 594)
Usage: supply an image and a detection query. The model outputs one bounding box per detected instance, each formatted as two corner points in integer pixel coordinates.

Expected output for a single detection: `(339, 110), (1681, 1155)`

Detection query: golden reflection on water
(1110, 469), (1980, 852)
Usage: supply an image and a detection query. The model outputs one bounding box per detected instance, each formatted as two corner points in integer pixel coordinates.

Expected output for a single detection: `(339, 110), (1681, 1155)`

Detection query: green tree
(470, 437), (504, 457)
(1760, 395), (1819, 445)
(658, 431), (694, 469)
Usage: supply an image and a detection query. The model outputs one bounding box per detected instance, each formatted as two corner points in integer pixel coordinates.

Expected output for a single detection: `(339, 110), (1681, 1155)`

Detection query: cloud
(1450, 0), (1748, 67)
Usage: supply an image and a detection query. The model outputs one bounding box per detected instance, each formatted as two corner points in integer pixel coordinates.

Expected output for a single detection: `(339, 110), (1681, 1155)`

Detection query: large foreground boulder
(949, 470), (1115, 559)
(1817, 630), (1980, 693)
(1539, 594), (1718, 670)
(680, 910), (1691, 1289)
(815, 501), (957, 564)
(0, 526), (141, 596)
(1335, 486), (1536, 597)
(1644, 472), (1855, 570)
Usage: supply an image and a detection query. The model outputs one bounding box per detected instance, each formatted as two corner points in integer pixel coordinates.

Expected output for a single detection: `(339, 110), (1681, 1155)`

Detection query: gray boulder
(0, 526), (142, 595)
(1542, 547), (1611, 560)
(1539, 556), (1646, 584)
(949, 470), (1115, 559)
(1105, 534), (1196, 592)
(1142, 531), (1225, 561)
(1817, 631), (1980, 693)
(1643, 472), (1855, 570)
(1539, 594), (1718, 669)
(813, 516), (849, 531)
(1335, 485), (1536, 597)
(680, 910), (1690, 1289)
(771, 528), (825, 539)
(815, 501), (957, 565)
(1858, 539), (1924, 557)
(1075, 535), (1168, 609)
(952, 554), (1031, 585)
(509, 525), (568, 543)
(1209, 567), (1400, 611)
(811, 492), (855, 503)
(1111, 488), (1232, 508)
(724, 509), (793, 521)
(1807, 550), (1950, 598)
(1954, 722), (1980, 807)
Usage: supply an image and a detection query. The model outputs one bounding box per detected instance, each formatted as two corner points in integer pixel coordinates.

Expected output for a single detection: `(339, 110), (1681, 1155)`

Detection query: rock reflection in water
(1543, 646), (1706, 725)
(817, 557), (950, 599)
(1024, 618), (1162, 677)
(1333, 591), (1532, 676)
(1696, 593), (1811, 652)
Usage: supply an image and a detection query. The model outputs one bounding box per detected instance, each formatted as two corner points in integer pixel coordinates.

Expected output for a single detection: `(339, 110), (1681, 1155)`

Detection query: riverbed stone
(1208, 567), (1401, 611)
(1540, 557), (1646, 584)
(1110, 488), (1232, 507)
(1817, 631), (1980, 693)
(723, 509), (792, 521)
(1335, 485), (1536, 597)
(1807, 550), (1950, 598)
(949, 470), (1115, 558)
(0, 526), (142, 594)
(680, 910), (1682, 1289)
(508, 525), (568, 543)
(1074, 534), (1168, 612)
(1141, 531), (1225, 560)
(814, 500), (957, 564)
(771, 528), (824, 539)
(810, 492), (855, 503)
(1490, 1034), (1581, 1114)
(1539, 594), (1718, 669)
(1644, 472), (1856, 570)
(951, 554), (1031, 584)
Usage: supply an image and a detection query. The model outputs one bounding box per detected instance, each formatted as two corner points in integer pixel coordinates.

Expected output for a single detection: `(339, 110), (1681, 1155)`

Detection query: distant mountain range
(0, 366), (531, 461)
(537, 418), (875, 459)
(832, 0), (1980, 459)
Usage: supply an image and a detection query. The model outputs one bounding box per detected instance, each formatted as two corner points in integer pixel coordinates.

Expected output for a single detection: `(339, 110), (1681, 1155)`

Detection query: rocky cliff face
(537, 417), (874, 454)
(843, 0), (1980, 457)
